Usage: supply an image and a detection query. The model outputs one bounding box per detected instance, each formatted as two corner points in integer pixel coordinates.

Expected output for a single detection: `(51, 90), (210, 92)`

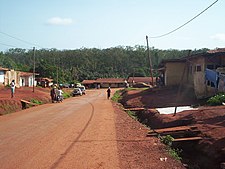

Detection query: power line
(0, 42), (17, 48)
(0, 31), (43, 48)
(149, 0), (219, 39)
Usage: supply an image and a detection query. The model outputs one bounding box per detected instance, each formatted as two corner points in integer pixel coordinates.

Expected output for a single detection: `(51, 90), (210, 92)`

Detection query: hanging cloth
(205, 68), (218, 87)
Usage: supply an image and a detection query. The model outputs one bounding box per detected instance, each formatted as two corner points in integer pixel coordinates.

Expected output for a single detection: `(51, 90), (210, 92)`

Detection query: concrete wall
(191, 56), (218, 98)
(164, 62), (187, 86)
(0, 71), (4, 84)
(5, 70), (20, 87)
(20, 76), (36, 87)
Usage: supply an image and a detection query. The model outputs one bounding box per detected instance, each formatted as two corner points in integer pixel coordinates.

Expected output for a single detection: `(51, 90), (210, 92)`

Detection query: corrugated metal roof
(19, 72), (39, 77)
(207, 48), (225, 54)
(95, 78), (125, 83)
(0, 67), (9, 71)
(82, 80), (96, 84)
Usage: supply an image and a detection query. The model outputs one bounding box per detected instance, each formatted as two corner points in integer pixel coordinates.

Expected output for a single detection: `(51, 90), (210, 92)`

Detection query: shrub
(31, 99), (42, 105)
(126, 110), (138, 120)
(168, 148), (182, 161)
(111, 90), (122, 102)
(63, 91), (71, 99)
(160, 135), (182, 161)
(160, 135), (174, 147)
(207, 93), (225, 106)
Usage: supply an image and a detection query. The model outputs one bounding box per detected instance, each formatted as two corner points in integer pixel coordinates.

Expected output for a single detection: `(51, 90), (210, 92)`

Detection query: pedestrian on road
(107, 87), (111, 99)
(50, 85), (57, 103)
(10, 80), (15, 98)
(57, 87), (63, 102)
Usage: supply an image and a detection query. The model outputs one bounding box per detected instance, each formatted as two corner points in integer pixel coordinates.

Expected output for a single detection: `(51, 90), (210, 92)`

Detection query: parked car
(72, 88), (82, 96)
(79, 85), (86, 95)
(62, 83), (70, 88)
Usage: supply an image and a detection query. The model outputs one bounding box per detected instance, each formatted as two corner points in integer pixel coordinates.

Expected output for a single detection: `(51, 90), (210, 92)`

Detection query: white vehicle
(79, 86), (86, 95)
(72, 88), (82, 96)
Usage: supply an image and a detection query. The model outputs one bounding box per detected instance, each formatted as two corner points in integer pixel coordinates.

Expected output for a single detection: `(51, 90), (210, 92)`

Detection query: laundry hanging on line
(205, 68), (219, 87)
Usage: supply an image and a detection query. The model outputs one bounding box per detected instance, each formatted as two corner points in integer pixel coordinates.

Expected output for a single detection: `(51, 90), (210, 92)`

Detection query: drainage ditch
(127, 109), (223, 169)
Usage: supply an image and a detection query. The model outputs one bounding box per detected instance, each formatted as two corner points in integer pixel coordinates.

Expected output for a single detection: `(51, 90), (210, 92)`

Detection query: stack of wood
(147, 125), (202, 142)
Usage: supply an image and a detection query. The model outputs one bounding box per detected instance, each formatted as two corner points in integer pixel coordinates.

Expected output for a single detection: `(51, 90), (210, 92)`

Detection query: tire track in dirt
(50, 92), (99, 169)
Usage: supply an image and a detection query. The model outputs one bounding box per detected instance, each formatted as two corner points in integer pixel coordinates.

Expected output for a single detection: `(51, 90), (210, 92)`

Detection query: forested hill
(0, 46), (208, 83)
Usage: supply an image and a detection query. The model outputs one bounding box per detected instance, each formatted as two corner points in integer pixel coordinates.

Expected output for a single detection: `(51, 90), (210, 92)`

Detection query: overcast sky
(0, 0), (224, 52)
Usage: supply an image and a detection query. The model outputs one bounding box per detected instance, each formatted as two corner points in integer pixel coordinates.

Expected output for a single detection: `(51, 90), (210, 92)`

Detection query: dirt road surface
(0, 89), (121, 169)
(0, 88), (185, 169)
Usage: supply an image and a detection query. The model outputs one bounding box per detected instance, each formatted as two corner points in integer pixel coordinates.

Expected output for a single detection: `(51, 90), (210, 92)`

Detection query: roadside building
(81, 80), (96, 89)
(95, 78), (126, 88)
(19, 72), (38, 87)
(158, 48), (225, 98)
(36, 77), (53, 87)
(4, 69), (20, 87)
(158, 59), (187, 86)
(0, 67), (39, 88)
(0, 67), (9, 86)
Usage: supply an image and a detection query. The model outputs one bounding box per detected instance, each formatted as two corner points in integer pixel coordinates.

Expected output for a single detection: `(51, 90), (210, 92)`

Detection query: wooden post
(33, 47), (35, 92)
(146, 36), (154, 85)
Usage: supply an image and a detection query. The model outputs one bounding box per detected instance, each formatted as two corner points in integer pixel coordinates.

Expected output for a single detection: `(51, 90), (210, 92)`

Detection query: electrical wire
(0, 42), (17, 48)
(0, 31), (42, 48)
(148, 0), (219, 39)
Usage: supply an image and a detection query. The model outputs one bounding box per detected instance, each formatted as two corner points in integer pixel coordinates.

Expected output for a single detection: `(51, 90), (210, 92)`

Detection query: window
(195, 65), (202, 72)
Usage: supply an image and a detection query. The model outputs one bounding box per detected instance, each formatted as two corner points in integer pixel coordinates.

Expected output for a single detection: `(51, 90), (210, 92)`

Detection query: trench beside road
(0, 89), (120, 169)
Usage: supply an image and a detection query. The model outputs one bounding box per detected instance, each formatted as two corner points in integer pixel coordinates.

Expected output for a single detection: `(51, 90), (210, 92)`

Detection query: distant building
(0, 67), (9, 86)
(0, 67), (38, 87)
(36, 77), (53, 87)
(95, 78), (126, 88)
(81, 80), (96, 89)
(19, 72), (38, 87)
(81, 78), (126, 88)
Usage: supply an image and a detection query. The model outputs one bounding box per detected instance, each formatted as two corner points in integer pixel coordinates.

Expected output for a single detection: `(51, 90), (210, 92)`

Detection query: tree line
(0, 46), (208, 83)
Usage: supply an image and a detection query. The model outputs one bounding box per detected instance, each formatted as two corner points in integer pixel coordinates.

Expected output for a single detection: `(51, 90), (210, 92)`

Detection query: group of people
(50, 86), (64, 103)
(10, 80), (111, 101)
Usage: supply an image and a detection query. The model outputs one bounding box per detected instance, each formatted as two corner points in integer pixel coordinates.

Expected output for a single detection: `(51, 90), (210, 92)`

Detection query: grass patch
(30, 99), (42, 105)
(111, 90), (123, 102)
(159, 135), (182, 161)
(62, 91), (71, 99)
(126, 110), (138, 120)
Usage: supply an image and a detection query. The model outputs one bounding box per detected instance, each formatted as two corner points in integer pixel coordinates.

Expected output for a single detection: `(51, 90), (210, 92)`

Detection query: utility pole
(33, 47), (35, 92)
(146, 36), (154, 85)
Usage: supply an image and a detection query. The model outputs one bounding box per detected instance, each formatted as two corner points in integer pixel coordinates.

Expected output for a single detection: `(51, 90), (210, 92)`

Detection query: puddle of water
(156, 106), (197, 114)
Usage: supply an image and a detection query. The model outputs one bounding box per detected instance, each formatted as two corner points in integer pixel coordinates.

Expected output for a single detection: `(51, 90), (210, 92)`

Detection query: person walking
(107, 87), (111, 100)
(50, 85), (57, 103)
(57, 87), (63, 102)
(10, 80), (15, 98)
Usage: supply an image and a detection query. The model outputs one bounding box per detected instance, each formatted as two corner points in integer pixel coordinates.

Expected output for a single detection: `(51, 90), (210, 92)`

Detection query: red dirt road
(0, 88), (184, 169)
(0, 89), (120, 169)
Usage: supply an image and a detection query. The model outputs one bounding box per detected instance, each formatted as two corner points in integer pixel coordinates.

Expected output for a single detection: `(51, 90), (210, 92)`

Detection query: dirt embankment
(120, 87), (225, 169)
(0, 87), (51, 115)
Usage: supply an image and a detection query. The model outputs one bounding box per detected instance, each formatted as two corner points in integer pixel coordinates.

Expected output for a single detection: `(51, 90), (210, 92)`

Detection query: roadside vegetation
(159, 135), (182, 161)
(207, 93), (225, 106)
(0, 47), (208, 84)
(126, 110), (138, 120)
(31, 99), (42, 105)
(111, 89), (123, 102)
